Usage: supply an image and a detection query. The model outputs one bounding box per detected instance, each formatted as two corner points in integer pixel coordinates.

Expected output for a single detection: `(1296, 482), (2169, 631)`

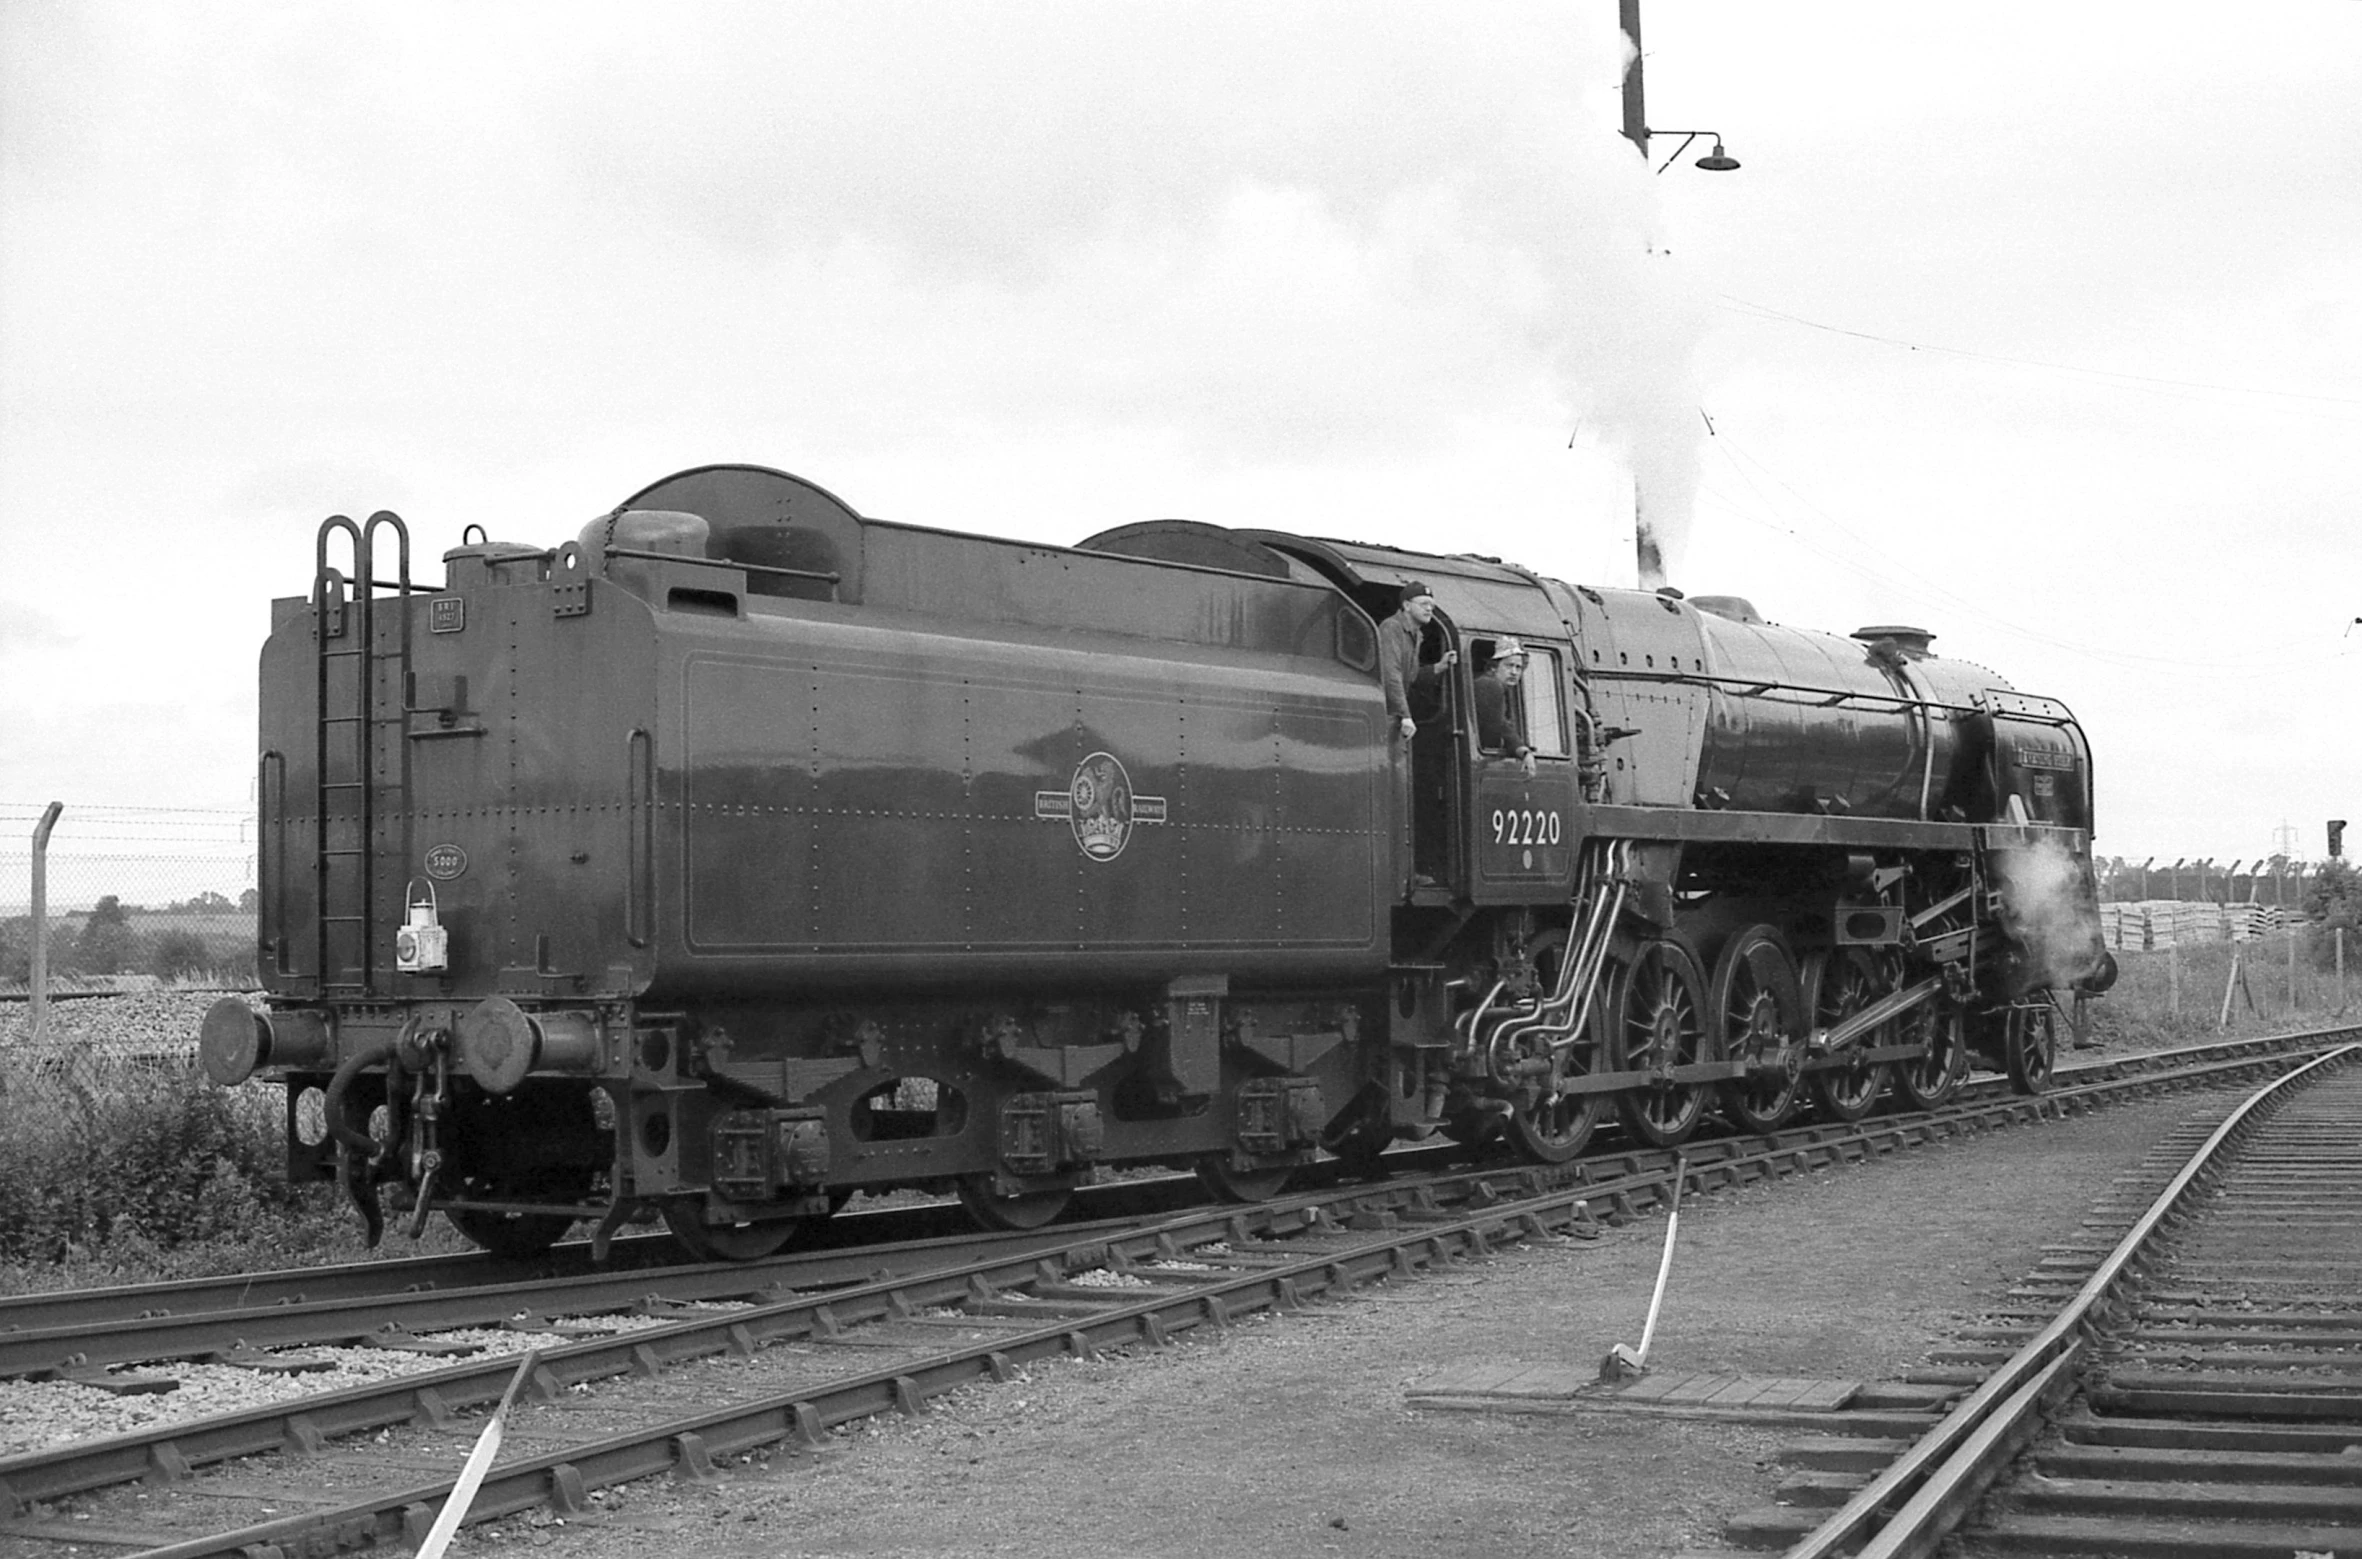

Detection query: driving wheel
(1616, 937), (1711, 1148)
(1802, 948), (1891, 1123)
(1892, 1001), (1969, 1110)
(1713, 925), (1806, 1135)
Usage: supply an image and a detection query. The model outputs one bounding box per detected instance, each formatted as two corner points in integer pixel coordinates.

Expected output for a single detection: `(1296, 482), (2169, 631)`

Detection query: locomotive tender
(201, 463), (2114, 1259)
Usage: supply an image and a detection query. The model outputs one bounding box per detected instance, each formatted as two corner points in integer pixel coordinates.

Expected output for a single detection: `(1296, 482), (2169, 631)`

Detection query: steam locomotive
(200, 464), (2114, 1260)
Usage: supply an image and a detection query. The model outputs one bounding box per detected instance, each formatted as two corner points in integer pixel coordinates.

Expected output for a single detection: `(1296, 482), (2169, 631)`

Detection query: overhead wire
(1717, 295), (2362, 413)
(1693, 423), (2353, 679)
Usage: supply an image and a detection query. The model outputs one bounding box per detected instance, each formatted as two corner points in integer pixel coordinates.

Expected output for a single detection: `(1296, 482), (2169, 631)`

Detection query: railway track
(1, 1030), (2315, 1363)
(1751, 1037), (2362, 1559)
(0, 1029), (2343, 1559)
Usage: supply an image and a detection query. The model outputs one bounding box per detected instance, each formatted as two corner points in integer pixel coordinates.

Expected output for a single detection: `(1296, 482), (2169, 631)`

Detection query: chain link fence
(2093, 856), (2330, 907)
(2, 802), (262, 1123)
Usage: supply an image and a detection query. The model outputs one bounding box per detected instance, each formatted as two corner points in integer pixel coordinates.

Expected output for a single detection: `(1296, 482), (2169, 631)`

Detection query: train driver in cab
(1379, 580), (1455, 741)
(1474, 636), (1538, 778)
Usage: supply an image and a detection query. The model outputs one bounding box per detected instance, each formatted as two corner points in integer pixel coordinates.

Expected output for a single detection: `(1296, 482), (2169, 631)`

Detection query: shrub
(2308, 913), (2360, 975)
(149, 929), (212, 981)
(0, 1061), (300, 1263)
(72, 895), (138, 976)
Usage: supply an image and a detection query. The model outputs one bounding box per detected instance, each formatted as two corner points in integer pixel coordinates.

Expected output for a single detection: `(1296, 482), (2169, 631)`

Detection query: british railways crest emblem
(1034, 752), (1168, 861)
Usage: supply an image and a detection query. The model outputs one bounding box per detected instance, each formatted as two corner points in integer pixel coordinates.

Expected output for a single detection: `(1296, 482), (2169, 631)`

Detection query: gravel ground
(0, 993), (2295, 1556)
(0, 1310), (737, 1458)
(0, 987), (242, 1057)
(415, 1083), (2242, 1559)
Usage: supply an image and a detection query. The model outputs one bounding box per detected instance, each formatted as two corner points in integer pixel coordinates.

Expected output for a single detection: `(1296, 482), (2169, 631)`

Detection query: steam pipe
(324, 1037), (395, 1157)
(1484, 843), (1630, 1081)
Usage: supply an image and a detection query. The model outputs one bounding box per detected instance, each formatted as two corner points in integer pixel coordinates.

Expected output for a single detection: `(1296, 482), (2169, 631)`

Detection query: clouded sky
(3, 1), (2357, 869)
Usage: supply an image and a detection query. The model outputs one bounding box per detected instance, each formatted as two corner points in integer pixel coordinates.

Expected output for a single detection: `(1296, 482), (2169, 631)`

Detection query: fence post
(2287, 922), (2298, 1013)
(28, 801), (64, 1042)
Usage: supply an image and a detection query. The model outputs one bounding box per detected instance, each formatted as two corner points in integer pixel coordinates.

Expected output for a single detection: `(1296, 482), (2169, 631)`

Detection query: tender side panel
(672, 619), (1385, 988)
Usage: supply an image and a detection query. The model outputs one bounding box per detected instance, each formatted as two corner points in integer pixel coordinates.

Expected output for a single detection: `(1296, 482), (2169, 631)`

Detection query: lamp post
(1618, 0), (1741, 172)
(1615, 0), (1738, 592)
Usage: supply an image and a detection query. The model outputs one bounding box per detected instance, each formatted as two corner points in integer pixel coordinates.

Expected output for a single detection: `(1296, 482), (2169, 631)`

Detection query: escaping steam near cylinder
(1992, 834), (2112, 992)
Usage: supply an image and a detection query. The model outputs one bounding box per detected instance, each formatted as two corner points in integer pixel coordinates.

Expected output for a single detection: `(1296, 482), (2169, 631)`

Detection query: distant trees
(2307, 860), (2360, 972)
(149, 929), (212, 980)
(0, 890), (261, 987)
(73, 895), (136, 975)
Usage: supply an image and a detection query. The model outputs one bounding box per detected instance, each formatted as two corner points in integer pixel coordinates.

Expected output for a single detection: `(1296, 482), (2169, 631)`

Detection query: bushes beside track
(2089, 930), (2356, 1046)
(0, 992), (468, 1290)
(0, 1058), (322, 1273)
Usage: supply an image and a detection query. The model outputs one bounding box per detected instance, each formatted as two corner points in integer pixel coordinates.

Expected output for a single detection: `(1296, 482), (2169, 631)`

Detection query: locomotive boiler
(201, 463), (2113, 1260)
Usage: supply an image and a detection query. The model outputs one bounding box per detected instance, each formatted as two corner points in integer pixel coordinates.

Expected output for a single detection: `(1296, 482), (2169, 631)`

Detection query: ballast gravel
(0, 1315), (676, 1458)
(1065, 1268), (1154, 1289)
(0, 987), (250, 1057)
(444, 1084), (2253, 1559)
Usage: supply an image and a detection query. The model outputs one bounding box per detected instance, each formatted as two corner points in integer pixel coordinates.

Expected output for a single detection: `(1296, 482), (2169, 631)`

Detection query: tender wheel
(1891, 1002), (1969, 1110)
(1616, 937), (1711, 1148)
(1802, 948), (1891, 1123)
(438, 1086), (601, 1258)
(2004, 1000), (2057, 1094)
(1713, 925), (1806, 1135)
(955, 1175), (1072, 1231)
(445, 1205), (578, 1260)
(661, 1202), (802, 1261)
(1196, 1158), (1296, 1203)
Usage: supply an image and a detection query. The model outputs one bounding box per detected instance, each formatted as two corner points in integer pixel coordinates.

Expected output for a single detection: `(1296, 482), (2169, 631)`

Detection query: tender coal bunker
(716, 523), (842, 600)
(851, 1076), (967, 1140)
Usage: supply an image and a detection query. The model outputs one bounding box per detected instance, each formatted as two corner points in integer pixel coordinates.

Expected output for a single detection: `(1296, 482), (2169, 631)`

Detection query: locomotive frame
(201, 464), (2114, 1260)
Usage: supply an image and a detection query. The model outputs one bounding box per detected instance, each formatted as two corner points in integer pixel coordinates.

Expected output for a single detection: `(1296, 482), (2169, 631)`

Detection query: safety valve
(395, 879), (449, 973)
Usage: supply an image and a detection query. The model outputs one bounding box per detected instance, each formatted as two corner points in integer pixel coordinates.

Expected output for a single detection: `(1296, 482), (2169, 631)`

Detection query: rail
(1778, 1038), (2362, 1559)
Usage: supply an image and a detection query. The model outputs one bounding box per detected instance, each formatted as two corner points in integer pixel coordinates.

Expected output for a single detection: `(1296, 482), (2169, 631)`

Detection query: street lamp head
(1695, 140), (1741, 172)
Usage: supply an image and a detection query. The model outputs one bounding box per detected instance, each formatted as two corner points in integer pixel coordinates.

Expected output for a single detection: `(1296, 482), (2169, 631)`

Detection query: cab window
(1521, 646), (1568, 758)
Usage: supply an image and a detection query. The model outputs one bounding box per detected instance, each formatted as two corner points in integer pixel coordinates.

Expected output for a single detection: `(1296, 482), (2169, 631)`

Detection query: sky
(2, 0), (2357, 877)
